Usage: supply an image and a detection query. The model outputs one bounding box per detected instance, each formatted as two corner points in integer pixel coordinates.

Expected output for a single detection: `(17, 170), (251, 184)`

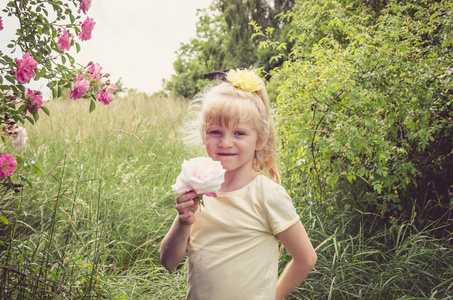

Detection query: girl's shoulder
(252, 175), (288, 196)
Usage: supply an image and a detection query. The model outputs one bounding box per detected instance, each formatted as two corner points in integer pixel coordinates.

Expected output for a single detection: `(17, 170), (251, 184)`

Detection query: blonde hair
(182, 72), (281, 184)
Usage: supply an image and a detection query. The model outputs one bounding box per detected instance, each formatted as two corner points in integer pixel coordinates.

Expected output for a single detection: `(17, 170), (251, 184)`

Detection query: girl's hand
(175, 190), (199, 225)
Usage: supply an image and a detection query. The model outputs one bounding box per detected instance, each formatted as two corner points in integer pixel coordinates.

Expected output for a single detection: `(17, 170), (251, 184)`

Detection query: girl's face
(204, 120), (262, 178)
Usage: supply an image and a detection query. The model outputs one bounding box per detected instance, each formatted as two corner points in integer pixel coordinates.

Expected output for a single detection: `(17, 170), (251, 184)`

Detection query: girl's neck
(219, 169), (259, 193)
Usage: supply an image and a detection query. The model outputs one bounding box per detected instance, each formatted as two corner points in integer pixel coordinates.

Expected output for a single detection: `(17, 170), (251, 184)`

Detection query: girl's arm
(275, 220), (317, 300)
(160, 191), (199, 272)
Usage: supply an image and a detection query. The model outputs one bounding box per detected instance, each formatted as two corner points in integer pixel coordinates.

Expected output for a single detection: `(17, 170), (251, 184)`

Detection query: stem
(310, 88), (345, 200)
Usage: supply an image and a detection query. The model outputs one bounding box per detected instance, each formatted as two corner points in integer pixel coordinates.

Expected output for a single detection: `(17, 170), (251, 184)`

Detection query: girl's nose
(219, 135), (233, 147)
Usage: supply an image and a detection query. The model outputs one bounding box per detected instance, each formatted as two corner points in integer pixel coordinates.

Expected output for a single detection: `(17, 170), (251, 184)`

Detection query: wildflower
(0, 153), (18, 179)
(78, 17), (95, 41)
(25, 89), (43, 114)
(0, 16), (4, 31)
(86, 62), (102, 81)
(78, 0), (92, 14)
(57, 29), (72, 51)
(13, 53), (38, 84)
(69, 74), (90, 100)
(97, 85), (117, 105)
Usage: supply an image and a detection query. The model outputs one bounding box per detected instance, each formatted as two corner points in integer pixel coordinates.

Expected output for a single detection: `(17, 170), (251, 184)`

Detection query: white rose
(12, 126), (28, 149)
(171, 157), (226, 195)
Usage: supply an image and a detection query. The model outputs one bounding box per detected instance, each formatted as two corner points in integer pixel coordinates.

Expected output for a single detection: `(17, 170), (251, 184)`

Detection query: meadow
(1, 95), (452, 299)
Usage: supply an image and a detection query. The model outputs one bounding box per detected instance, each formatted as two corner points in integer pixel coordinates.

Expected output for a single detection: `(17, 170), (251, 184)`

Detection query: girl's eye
(208, 130), (221, 135)
(234, 131), (246, 136)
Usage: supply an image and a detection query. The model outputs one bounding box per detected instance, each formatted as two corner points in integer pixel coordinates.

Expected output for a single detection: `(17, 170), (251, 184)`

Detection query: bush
(276, 0), (453, 223)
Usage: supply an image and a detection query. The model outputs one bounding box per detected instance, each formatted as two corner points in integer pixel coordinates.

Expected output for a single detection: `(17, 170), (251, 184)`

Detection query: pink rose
(13, 53), (38, 84)
(25, 89), (43, 114)
(86, 62), (102, 81)
(171, 157), (226, 195)
(78, 0), (92, 14)
(57, 29), (72, 51)
(97, 85), (117, 105)
(69, 74), (90, 100)
(12, 126), (28, 149)
(0, 153), (18, 179)
(0, 17), (4, 31)
(78, 17), (95, 41)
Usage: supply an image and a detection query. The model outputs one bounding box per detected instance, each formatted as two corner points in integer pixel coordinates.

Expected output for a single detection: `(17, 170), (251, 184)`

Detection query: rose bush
(172, 157), (226, 195)
(0, 0), (118, 197)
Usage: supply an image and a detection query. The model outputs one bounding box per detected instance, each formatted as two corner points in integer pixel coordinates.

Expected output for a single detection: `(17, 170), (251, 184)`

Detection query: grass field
(1, 95), (452, 299)
(1, 95), (191, 299)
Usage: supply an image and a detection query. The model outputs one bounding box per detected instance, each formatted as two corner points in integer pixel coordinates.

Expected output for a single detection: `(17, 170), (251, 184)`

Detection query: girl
(160, 69), (317, 300)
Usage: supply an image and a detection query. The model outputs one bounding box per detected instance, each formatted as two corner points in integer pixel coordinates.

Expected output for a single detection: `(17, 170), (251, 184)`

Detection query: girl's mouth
(217, 153), (236, 156)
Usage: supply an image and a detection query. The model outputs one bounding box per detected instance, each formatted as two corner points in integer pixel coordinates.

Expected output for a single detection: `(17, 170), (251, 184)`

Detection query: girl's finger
(176, 191), (196, 204)
(175, 200), (195, 213)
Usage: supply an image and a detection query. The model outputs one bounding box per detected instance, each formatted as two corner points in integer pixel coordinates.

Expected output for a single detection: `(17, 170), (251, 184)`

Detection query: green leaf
(89, 99), (96, 113)
(25, 115), (35, 125)
(13, 114), (24, 124)
(25, 177), (33, 188)
(17, 104), (28, 114)
(52, 87), (57, 99)
(5, 75), (15, 84)
(32, 163), (42, 176)
(0, 216), (8, 225)
(40, 106), (50, 116)
(33, 112), (39, 122)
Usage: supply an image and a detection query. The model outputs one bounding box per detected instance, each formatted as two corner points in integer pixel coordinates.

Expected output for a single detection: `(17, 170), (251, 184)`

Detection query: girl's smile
(204, 120), (261, 181)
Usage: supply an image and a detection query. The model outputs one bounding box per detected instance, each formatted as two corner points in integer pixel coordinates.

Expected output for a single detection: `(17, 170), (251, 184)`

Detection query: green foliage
(165, 0), (294, 98)
(276, 0), (453, 220)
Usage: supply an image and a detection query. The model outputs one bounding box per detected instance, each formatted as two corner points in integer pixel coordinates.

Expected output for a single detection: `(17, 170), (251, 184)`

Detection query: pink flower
(0, 17), (4, 31)
(78, 17), (95, 41)
(25, 89), (43, 114)
(0, 153), (18, 179)
(13, 53), (38, 84)
(78, 0), (92, 14)
(86, 62), (102, 81)
(69, 74), (90, 100)
(97, 85), (117, 105)
(57, 29), (72, 51)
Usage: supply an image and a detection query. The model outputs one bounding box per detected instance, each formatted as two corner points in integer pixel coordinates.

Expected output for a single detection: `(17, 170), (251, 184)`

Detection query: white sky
(1, 0), (213, 95)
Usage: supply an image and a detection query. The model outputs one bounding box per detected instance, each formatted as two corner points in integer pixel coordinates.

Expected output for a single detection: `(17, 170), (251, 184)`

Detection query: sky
(1, 0), (213, 96)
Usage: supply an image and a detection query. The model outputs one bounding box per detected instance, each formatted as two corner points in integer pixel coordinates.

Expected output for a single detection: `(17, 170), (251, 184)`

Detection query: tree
(165, 0), (294, 98)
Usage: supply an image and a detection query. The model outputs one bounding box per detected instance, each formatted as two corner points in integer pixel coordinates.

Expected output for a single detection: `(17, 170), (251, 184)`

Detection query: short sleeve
(261, 179), (299, 235)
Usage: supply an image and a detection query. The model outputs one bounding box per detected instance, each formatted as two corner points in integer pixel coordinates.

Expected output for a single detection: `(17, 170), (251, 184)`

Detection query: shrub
(276, 0), (453, 222)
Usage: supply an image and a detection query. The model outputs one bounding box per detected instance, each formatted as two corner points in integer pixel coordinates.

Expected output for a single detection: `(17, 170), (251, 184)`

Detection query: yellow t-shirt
(186, 175), (299, 300)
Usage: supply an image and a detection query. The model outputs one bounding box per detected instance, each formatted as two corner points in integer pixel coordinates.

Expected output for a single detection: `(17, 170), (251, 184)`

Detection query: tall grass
(1, 95), (452, 299)
(1, 95), (190, 299)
